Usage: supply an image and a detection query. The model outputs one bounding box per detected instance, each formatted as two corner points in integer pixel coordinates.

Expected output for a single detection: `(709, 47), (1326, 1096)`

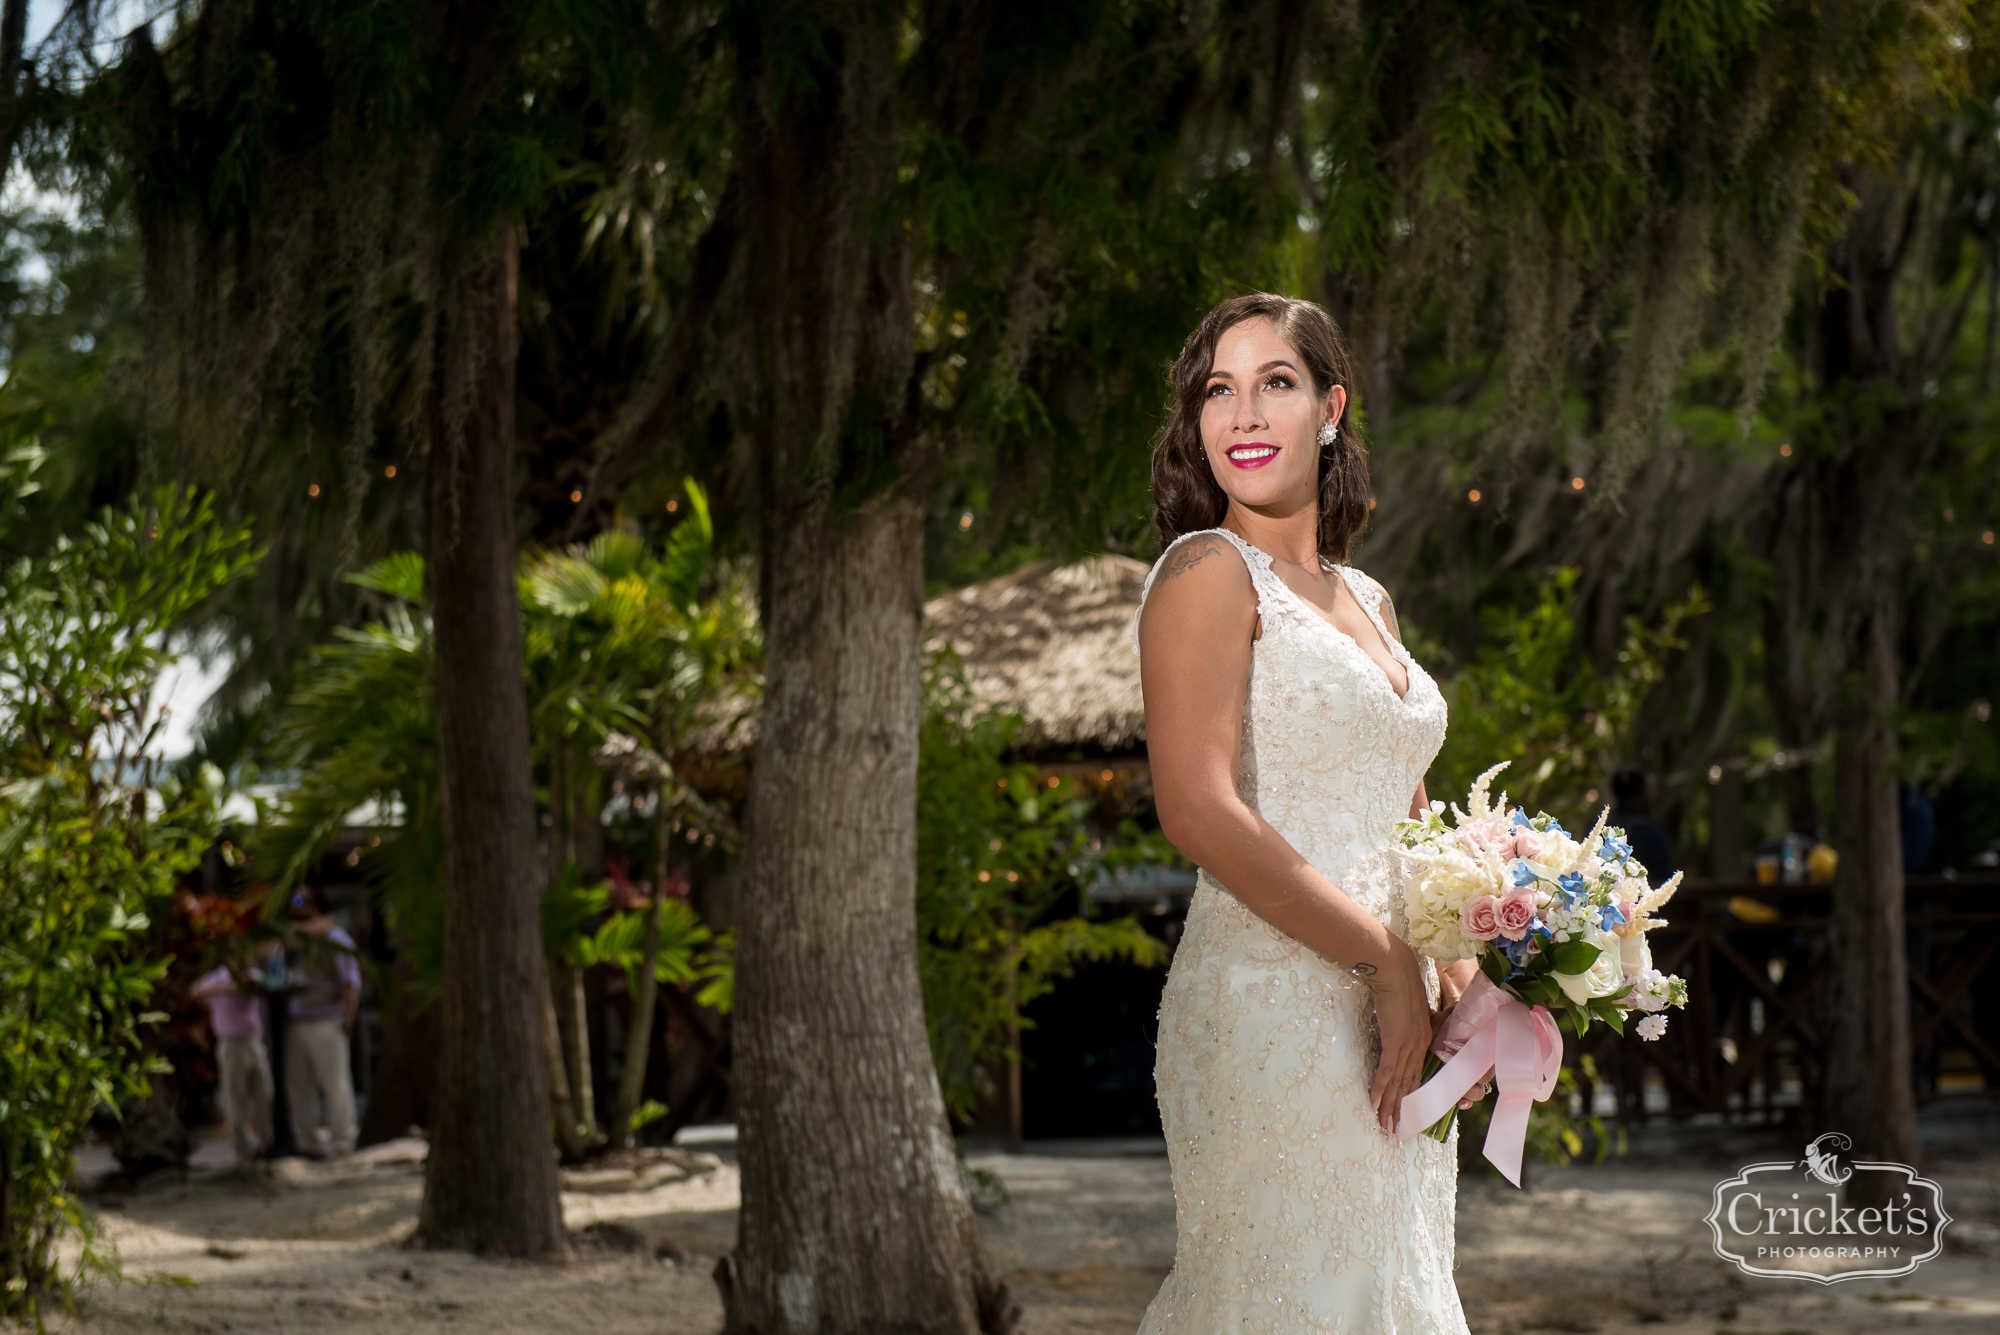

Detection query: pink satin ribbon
(1394, 972), (1562, 1186)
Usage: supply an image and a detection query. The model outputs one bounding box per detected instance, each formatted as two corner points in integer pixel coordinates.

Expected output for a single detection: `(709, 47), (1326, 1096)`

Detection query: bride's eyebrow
(1206, 360), (1299, 380)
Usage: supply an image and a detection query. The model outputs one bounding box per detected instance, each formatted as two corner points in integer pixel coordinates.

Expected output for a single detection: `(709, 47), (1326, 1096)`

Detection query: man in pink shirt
(191, 945), (277, 1163)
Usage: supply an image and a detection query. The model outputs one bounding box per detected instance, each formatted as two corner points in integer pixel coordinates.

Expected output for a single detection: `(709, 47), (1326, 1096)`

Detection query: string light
(1985, 530), (1996, 546)
(1570, 476), (1585, 491)
(1367, 498), (1377, 510)
(1779, 443), (1792, 457)
(1467, 489), (1481, 503)
(569, 489), (583, 503)
(308, 483), (320, 497)
(1099, 768), (1113, 781)
(667, 500), (679, 512)
(384, 465), (397, 478)
(978, 871), (991, 883)
(958, 512), (973, 530)
(1708, 765), (1724, 784)
(988, 838), (1002, 852)
(1005, 871), (1019, 883)
(1046, 775), (1059, 788)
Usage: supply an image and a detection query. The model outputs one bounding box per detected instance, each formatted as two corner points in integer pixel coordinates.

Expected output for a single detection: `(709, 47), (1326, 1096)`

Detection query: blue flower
(1597, 901), (1628, 931)
(1502, 935), (1541, 968)
(1509, 809), (1532, 829)
(1544, 817), (1570, 839)
(1598, 833), (1632, 861)
(1556, 872), (1589, 906)
(1508, 860), (1539, 887)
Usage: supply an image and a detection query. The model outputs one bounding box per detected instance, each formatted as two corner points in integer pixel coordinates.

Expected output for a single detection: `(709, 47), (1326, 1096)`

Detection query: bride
(1135, 293), (1481, 1334)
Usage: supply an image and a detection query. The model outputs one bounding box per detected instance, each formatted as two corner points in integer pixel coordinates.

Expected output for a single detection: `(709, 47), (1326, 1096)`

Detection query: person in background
(285, 884), (361, 1158)
(1608, 768), (1677, 888)
(191, 940), (279, 1162)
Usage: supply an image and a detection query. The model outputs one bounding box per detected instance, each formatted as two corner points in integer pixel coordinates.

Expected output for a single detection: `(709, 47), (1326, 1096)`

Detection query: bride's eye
(1205, 382), (1230, 397)
(1266, 374), (1296, 391)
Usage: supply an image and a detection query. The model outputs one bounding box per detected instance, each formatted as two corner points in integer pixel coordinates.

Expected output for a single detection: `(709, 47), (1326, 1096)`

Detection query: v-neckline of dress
(1237, 537), (1416, 706)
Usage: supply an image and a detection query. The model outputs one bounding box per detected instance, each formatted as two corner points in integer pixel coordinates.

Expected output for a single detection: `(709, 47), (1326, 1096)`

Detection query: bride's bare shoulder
(1139, 532), (1256, 649)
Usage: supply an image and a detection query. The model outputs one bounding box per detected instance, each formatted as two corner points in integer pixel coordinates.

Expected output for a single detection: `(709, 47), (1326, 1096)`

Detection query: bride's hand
(1362, 942), (1431, 1134)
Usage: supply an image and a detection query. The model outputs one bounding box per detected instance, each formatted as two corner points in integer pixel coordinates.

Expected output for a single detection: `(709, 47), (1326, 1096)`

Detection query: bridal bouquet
(1390, 762), (1687, 1184)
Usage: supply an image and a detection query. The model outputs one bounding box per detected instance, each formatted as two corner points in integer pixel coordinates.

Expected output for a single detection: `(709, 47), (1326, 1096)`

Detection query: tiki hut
(678, 553), (1154, 782)
(922, 553), (1149, 762)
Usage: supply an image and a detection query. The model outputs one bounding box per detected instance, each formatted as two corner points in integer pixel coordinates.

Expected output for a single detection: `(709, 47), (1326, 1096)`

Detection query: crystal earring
(1318, 421), (1339, 447)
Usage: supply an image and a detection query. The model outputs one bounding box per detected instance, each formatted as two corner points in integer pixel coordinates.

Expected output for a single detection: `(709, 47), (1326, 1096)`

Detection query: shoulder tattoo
(1156, 534), (1226, 585)
(1379, 591), (1402, 642)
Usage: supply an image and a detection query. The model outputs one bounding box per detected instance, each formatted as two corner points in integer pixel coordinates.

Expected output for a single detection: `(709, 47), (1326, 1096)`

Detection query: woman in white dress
(1135, 293), (1482, 1334)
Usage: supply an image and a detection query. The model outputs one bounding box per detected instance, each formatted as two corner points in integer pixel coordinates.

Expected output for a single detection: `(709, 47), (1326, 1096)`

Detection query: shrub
(0, 470), (255, 1324)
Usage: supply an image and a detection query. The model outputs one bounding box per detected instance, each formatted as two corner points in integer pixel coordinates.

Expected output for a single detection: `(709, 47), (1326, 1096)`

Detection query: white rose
(1553, 928), (1625, 1006)
(1618, 930), (1652, 979)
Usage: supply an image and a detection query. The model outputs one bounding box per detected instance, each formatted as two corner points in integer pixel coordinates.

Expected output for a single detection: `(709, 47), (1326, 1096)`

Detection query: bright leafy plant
(0, 465), (255, 1323)
(915, 653), (1169, 1120)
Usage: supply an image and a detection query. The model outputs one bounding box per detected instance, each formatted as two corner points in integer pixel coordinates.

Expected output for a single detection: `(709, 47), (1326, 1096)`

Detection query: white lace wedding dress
(1134, 528), (1466, 1335)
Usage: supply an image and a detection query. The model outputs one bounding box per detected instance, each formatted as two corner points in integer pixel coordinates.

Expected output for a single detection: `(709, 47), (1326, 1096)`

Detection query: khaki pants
(286, 1018), (356, 1155)
(217, 1035), (274, 1162)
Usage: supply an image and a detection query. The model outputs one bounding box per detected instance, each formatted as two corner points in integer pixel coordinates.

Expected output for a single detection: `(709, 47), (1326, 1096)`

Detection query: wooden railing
(1573, 873), (2000, 1124)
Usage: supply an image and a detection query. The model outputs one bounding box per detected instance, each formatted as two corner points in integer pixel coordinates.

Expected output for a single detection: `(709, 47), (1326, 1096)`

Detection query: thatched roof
(924, 554), (1149, 755)
(675, 553), (1151, 773)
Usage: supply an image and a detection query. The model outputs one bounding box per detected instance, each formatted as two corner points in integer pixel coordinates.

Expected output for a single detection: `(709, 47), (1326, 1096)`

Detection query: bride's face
(1199, 318), (1345, 516)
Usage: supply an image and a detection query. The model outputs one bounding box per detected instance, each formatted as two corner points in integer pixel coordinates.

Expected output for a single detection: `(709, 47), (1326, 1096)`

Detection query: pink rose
(1507, 829), (1547, 863)
(1495, 889), (1539, 941)
(1460, 895), (1503, 941)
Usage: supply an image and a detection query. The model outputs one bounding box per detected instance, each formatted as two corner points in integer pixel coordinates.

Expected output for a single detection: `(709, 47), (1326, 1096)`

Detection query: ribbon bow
(1395, 971), (1562, 1186)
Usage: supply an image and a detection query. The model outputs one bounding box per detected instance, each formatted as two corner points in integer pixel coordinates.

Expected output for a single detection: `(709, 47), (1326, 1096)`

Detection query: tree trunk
(543, 963), (588, 1162)
(1821, 595), (1920, 1180)
(720, 6), (1016, 1329)
(728, 498), (1014, 1334)
(612, 893), (664, 1146)
(415, 228), (567, 1256)
(1762, 508), (1822, 836)
(610, 808), (670, 1147)
(554, 957), (597, 1147)
(1707, 759), (1744, 880)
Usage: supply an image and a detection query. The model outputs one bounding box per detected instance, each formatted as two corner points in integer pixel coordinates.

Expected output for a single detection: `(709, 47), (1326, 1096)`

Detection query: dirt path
(48, 1140), (2000, 1334)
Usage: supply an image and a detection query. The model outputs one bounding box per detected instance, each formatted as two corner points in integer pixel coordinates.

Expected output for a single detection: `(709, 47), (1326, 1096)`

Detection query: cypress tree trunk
(1823, 596), (1920, 1186)
(720, 4), (1015, 1329)
(727, 495), (1013, 1334)
(416, 229), (568, 1256)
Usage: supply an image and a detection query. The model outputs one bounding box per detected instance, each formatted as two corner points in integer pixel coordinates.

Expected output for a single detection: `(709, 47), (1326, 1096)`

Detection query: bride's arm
(1139, 534), (1433, 1133)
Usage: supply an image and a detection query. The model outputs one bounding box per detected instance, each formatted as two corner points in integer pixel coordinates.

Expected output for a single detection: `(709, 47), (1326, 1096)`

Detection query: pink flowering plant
(1394, 763), (1688, 1139)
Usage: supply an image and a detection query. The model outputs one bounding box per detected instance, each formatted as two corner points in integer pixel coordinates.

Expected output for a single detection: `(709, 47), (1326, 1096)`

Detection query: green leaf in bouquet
(1569, 1003), (1592, 1038)
(1590, 1000), (1626, 1036)
(1546, 939), (1600, 975)
(1478, 950), (1511, 987)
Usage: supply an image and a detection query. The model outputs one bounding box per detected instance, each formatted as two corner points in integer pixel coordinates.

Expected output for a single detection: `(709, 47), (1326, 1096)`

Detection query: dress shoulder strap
(1336, 564), (1409, 654)
(1131, 528), (1282, 654)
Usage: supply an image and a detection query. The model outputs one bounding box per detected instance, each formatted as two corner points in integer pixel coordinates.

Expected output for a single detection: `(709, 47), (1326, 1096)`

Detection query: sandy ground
(39, 1132), (2000, 1334)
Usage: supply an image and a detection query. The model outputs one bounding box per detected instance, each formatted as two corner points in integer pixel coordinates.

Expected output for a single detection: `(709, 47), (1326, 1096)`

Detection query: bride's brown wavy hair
(1151, 293), (1371, 562)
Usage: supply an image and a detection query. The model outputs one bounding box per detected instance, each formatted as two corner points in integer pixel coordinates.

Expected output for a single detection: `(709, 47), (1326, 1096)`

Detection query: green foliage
(541, 865), (732, 1014)
(915, 654), (1169, 1120)
(0, 472), (254, 1322)
(1427, 570), (1708, 823)
(261, 492), (752, 1013)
